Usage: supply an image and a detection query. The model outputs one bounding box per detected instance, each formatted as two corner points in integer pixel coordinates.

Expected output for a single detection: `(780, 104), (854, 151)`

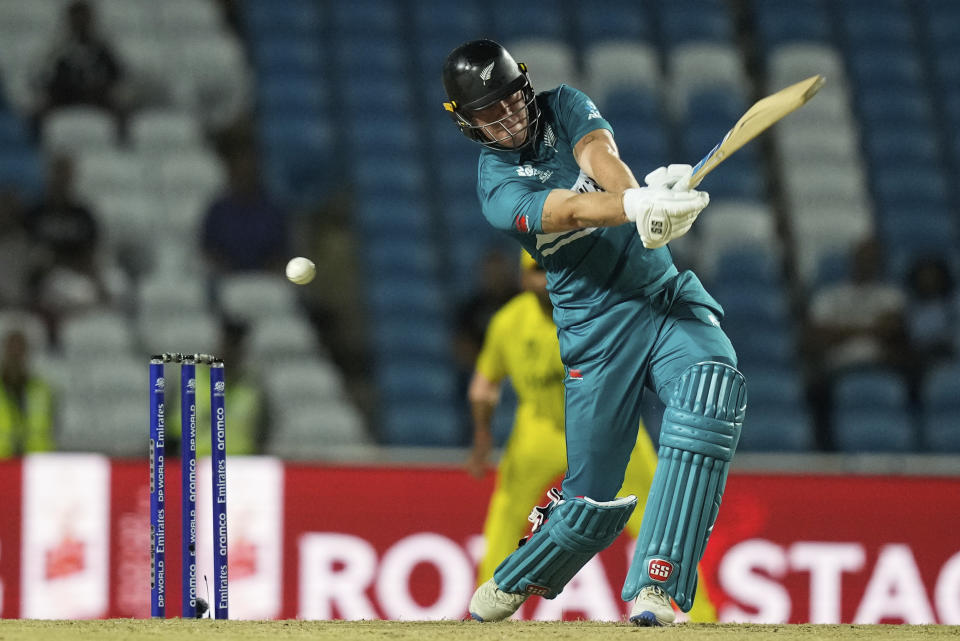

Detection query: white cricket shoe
(629, 585), (676, 626)
(468, 578), (528, 622)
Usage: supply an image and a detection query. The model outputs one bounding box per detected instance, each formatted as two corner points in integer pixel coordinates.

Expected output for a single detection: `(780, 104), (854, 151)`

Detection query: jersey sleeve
(478, 168), (550, 235)
(554, 84), (613, 148)
(474, 306), (510, 383)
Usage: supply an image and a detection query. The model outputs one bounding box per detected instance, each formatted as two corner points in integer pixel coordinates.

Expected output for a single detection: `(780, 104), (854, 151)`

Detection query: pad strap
(622, 361), (746, 611)
(495, 494), (637, 599)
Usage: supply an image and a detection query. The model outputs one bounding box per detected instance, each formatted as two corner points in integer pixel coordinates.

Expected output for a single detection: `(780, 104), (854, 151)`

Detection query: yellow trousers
(477, 412), (717, 622)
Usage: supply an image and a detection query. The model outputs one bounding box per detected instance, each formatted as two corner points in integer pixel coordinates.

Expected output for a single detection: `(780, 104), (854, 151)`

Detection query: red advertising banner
(1, 457), (959, 623)
(0, 459), (21, 619)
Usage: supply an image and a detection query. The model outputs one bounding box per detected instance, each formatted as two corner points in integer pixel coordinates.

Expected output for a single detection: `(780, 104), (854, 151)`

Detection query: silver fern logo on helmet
(479, 61), (495, 85)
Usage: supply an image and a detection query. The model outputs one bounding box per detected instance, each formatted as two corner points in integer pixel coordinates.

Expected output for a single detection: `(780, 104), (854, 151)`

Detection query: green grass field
(0, 620), (957, 641)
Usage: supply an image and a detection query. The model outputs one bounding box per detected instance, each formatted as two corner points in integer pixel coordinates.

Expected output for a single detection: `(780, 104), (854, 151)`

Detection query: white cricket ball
(285, 257), (316, 285)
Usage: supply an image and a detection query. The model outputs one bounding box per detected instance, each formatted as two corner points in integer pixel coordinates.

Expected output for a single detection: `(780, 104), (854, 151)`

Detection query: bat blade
(688, 74), (826, 188)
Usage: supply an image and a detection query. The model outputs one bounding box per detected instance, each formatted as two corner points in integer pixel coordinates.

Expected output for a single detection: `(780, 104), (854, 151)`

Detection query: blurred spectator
(0, 329), (55, 457)
(804, 238), (910, 447)
(905, 255), (957, 379)
(25, 155), (110, 334)
(201, 145), (289, 273)
(805, 237), (909, 375)
(0, 189), (36, 307)
(455, 249), (522, 365)
(453, 248), (521, 424)
(31, 0), (128, 131)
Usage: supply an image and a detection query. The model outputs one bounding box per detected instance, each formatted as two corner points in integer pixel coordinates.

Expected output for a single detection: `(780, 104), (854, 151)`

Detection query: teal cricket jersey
(476, 84), (720, 335)
(473, 85), (737, 502)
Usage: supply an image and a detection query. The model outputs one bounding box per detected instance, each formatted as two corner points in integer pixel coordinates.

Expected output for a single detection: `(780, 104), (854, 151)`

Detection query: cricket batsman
(441, 39), (746, 626)
(467, 250), (718, 622)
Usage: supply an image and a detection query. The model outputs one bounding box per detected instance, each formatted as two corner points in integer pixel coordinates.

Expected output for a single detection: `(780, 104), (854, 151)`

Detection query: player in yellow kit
(465, 251), (717, 622)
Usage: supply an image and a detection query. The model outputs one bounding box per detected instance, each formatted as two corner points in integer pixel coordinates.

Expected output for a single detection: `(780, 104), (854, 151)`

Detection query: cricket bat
(688, 74), (826, 188)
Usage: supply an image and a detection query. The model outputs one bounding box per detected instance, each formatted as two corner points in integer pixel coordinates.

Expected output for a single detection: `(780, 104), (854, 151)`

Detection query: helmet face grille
(452, 81), (540, 151)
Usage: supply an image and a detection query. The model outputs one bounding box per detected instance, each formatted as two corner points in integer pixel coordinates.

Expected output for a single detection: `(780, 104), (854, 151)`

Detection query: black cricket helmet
(442, 39), (541, 151)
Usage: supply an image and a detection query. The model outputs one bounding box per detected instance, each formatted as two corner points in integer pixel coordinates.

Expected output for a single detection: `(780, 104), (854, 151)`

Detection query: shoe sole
(469, 612), (485, 622)
(630, 611), (666, 627)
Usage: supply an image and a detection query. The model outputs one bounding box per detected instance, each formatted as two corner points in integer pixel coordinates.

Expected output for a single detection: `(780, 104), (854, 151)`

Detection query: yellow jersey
(475, 292), (565, 429)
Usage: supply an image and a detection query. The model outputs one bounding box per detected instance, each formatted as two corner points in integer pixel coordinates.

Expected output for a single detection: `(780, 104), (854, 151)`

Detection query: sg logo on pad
(648, 559), (674, 582)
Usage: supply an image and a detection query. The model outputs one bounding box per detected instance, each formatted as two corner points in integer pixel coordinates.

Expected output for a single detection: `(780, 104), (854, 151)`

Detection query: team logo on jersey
(543, 124), (557, 151)
(516, 164), (553, 182)
(585, 99), (602, 120)
(479, 61), (495, 85)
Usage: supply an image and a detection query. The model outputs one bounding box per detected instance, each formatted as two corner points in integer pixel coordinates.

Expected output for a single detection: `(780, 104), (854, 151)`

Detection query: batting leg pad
(622, 361), (746, 611)
(494, 494), (637, 599)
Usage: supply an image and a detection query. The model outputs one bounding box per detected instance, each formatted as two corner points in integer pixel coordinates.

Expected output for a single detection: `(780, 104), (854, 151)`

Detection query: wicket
(149, 352), (228, 619)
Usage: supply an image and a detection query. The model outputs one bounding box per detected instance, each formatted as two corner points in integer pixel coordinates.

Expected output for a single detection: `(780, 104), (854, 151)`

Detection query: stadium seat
(575, 0), (652, 43)
(380, 399), (464, 447)
(138, 274), (208, 316)
(370, 318), (452, 361)
(158, 150), (226, 202)
(833, 368), (910, 411)
(712, 247), (783, 288)
(60, 309), (137, 358)
(129, 110), (203, 152)
(139, 312), (224, 356)
(504, 38), (579, 93)
(833, 408), (916, 453)
(267, 403), (370, 458)
(243, 0), (323, 39)
(667, 42), (748, 117)
(0, 309), (50, 354)
(217, 273), (300, 322)
(490, 0), (566, 42)
(658, 0), (734, 47)
(264, 359), (346, 406)
(583, 42), (661, 105)
(739, 408), (815, 452)
(329, 0), (401, 36)
(366, 275), (447, 320)
(251, 38), (324, 75)
(246, 316), (322, 363)
(42, 108), (117, 153)
(753, 0), (831, 51)
(74, 151), (146, 202)
(0, 148), (44, 200)
(921, 410), (960, 453)
(920, 361), (960, 410)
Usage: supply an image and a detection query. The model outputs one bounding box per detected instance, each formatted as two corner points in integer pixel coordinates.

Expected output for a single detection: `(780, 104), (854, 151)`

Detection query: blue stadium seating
(243, 0), (323, 39)
(752, 0), (831, 51)
(329, 0), (401, 36)
(833, 408), (916, 453)
(657, 0), (734, 47)
(370, 318), (452, 361)
(0, 148), (45, 201)
(740, 408), (815, 452)
(574, 0), (652, 44)
(489, 0), (566, 41)
(250, 38), (324, 75)
(833, 369), (910, 411)
(921, 410), (960, 453)
(380, 399), (465, 446)
(712, 248), (783, 288)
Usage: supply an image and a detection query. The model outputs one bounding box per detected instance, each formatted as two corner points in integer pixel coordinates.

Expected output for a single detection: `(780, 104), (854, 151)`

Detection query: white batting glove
(644, 163), (695, 192)
(623, 164), (708, 249)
